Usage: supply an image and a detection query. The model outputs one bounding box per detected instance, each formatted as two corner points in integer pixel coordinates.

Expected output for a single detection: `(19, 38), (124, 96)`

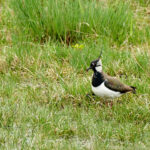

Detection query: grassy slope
(0, 0), (150, 149)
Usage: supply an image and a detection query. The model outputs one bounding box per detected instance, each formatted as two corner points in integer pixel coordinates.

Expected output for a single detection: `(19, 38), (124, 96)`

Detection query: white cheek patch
(95, 59), (102, 72)
(95, 66), (102, 72)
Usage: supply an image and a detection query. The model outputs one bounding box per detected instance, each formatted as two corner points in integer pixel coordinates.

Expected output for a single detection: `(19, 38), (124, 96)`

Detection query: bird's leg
(105, 100), (113, 108)
(86, 92), (96, 98)
(110, 101), (113, 108)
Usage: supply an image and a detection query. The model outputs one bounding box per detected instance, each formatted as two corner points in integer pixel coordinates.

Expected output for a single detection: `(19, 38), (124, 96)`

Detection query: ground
(0, 0), (150, 149)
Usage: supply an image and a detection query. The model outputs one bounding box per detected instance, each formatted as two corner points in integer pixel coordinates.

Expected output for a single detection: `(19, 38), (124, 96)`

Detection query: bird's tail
(130, 86), (136, 94)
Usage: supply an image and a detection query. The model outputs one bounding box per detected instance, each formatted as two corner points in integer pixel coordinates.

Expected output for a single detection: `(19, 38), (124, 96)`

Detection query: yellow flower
(72, 44), (84, 50)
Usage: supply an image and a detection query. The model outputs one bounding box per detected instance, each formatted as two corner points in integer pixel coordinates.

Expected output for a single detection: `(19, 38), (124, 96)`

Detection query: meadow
(0, 0), (150, 149)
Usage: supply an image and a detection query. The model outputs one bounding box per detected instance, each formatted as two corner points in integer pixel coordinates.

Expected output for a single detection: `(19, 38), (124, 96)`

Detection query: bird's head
(87, 51), (103, 73)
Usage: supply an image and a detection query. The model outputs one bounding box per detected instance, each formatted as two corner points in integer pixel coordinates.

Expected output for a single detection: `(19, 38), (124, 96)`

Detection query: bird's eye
(97, 64), (101, 67)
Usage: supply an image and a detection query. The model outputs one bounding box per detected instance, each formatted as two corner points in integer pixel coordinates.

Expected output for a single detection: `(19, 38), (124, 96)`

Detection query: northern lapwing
(87, 51), (136, 99)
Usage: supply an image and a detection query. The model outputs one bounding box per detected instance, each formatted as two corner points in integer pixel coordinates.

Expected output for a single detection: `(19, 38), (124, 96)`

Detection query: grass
(135, 0), (150, 6)
(0, 0), (150, 149)
(11, 0), (137, 45)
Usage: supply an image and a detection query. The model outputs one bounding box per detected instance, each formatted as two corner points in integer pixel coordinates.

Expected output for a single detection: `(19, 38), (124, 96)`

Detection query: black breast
(92, 72), (105, 87)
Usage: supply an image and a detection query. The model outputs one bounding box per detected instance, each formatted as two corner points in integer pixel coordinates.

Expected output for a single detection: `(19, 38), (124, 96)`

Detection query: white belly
(92, 82), (122, 99)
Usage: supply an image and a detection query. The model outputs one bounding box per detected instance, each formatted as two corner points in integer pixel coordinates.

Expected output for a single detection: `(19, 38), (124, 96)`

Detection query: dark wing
(104, 76), (133, 93)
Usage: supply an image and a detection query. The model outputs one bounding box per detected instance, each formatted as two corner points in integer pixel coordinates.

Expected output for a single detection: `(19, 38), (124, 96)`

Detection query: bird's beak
(86, 66), (92, 72)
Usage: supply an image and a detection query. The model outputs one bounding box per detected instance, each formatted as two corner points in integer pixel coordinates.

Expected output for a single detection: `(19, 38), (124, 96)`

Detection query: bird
(87, 51), (136, 99)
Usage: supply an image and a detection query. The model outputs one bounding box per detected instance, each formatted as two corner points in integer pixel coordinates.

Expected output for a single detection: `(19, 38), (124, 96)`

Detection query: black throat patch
(92, 71), (105, 87)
